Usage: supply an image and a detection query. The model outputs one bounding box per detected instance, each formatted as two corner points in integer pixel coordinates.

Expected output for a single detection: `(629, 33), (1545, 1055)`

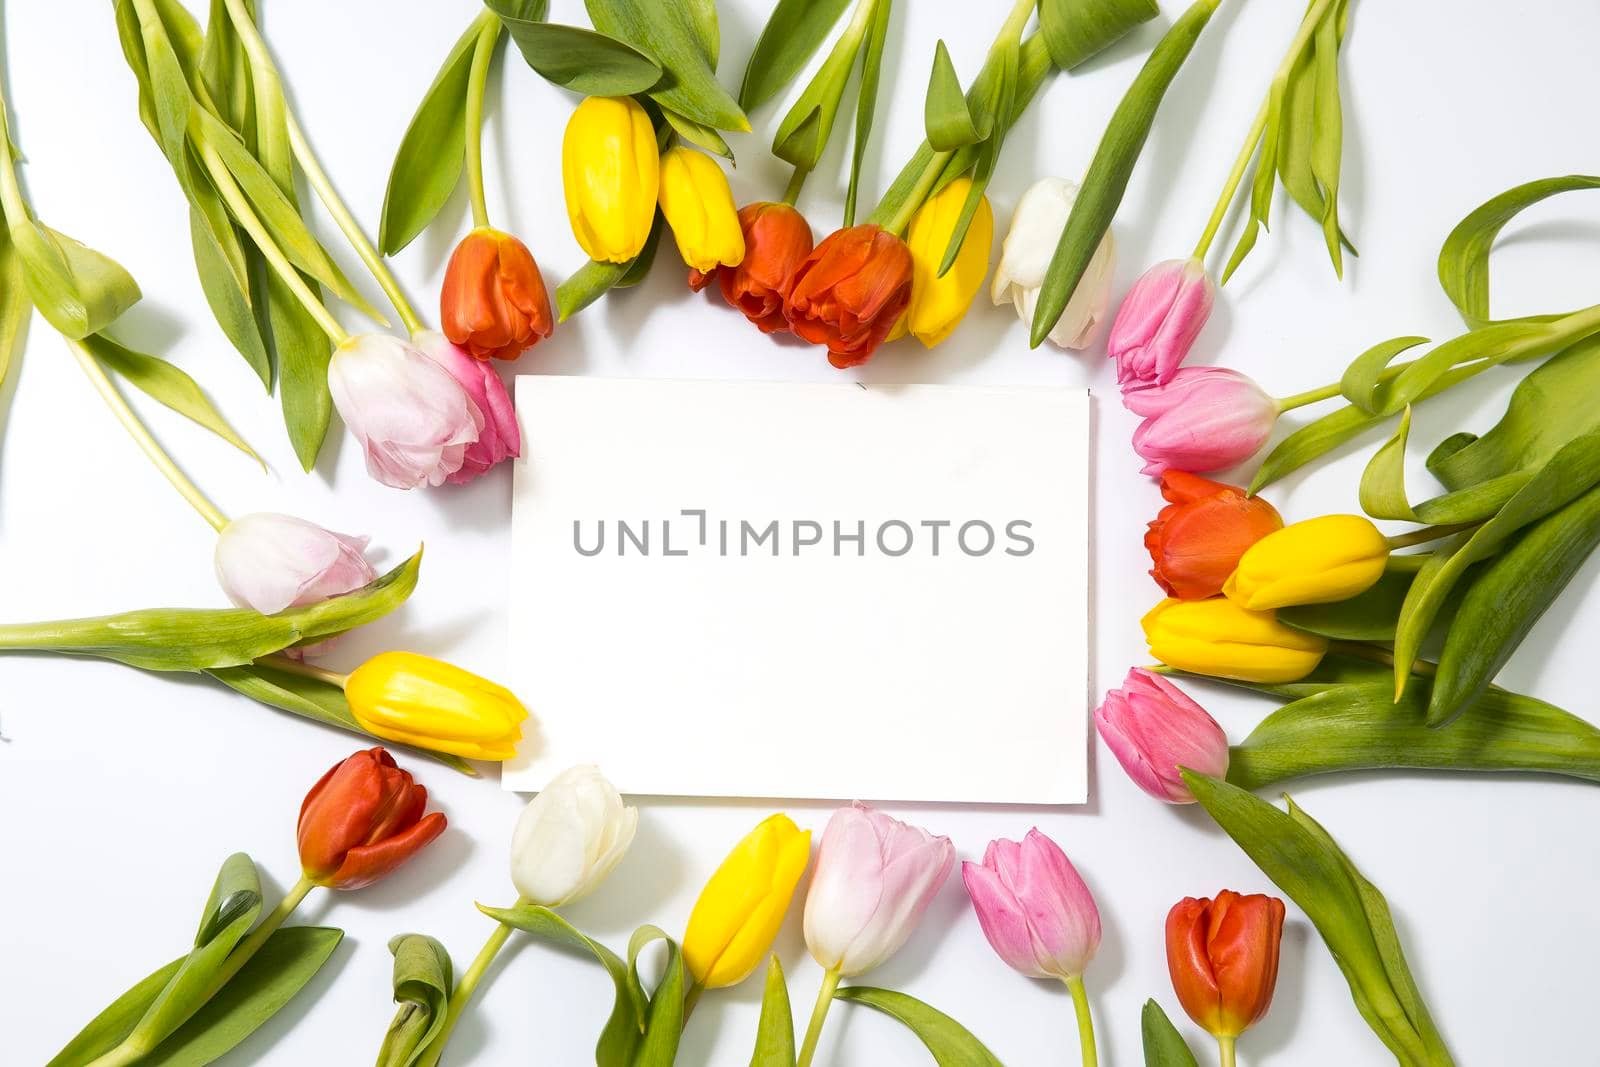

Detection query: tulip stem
(682, 981), (705, 1021)
(419, 895), (529, 1067)
(1063, 976), (1098, 1067)
(1386, 522), (1476, 549)
(783, 167), (809, 206)
(463, 14), (501, 231)
(256, 652), (350, 688)
(885, 150), (954, 236)
(66, 337), (230, 532)
(796, 969), (841, 1067)
(1217, 1035), (1237, 1067)
(1273, 381), (1345, 412)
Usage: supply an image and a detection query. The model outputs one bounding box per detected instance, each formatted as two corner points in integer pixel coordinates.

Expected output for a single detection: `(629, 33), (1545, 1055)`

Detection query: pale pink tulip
(328, 333), (484, 490)
(1096, 668), (1229, 803)
(1123, 368), (1278, 477)
(412, 330), (521, 485)
(1108, 258), (1216, 387)
(213, 512), (377, 615)
(962, 829), (1101, 980)
(803, 802), (955, 977)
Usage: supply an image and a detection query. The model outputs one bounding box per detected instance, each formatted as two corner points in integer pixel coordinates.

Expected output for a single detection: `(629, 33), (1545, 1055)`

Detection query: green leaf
(1038, 0), (1159, 71)
(9, 221), (142, 339)
(924, 41), (988, 151)
(738, 0), (852, 112)
(936, 42), (1013, 277)
(684, 0), (720, 67)
(629, 925), (686, 1067)
(1140, 999), (1199, 1067)
(1277, 568), (1415, 641)
(770, 0), (873, 172)
(376, 934), (454, 1067)
(555, 212), (663, 320)
(0, 551), (422, 671)
(834, 987), (1003, 1066)
(1029, 0), (1220, 347)
(188, 205), (272, 387)
(660, 108), (733, 160)
(1159, 653), (1397, 702)
(494, 11), (664, 96)
(1358, 405), (1532, 525)
(585, 0), (749, 132)
(261, 263), (334, 472)
(48, 958), (186, 1067)
(1307, 0), (1348, 277)
(843, 0), (890, 227)
(0, 230), (29, 398)
(750, 957), (796, 1067)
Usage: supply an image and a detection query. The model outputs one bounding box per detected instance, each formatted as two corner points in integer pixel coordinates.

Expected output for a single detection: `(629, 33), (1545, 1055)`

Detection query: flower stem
(783, 167), (809, 206)
(1274, 381), (1345, 412)
(683, 981), (705, 1022)
(418, 895), (529, 1067)
(1065, 975), (1098, 1067)
(795, 969), (842, 1067)
(463, 14), (501, 231)
(885, 150), (953, 236)
(1218, 1035), (1237, 1067)
(256, 652), (350, 687)
(67, 338), (229, 531)
(1386, 522), (1476, 549)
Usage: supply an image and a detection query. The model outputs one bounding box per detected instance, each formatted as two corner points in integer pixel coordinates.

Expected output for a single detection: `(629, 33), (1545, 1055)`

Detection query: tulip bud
(214, 512), (376, 615)
(327, 334), (485, 490)
(1223, 514), (1391, 610)
(509, 764), (637, 907)
(903, 176), (993, 348)
(1166, 891), (1286, 1039)
(1123, 368), (1279, 477)
(1109, 258), (1216, 387)
(683, 814), (812, 989)
(440, 227), (553, 362)
(962, 829), (1100, 980)
(692, 202), (814, 333)
(657, 146), (745, 275)
(991, 177), (1114, 350)
(412, 330), (520, 485)
(803, 802), (954, 977)
(784, 224), (913, 369)
(1096, 668), (1229, 803)
(297, 747), (447, 890)
(561, 96), (659, 263)
(344, 651), (528, 761)
(1146, 471), (1283, 600)
(1142, 597), (1328, 684)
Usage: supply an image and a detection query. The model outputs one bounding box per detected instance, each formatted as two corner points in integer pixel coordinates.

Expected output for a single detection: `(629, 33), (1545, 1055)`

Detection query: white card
(503, 376), (1089, 804)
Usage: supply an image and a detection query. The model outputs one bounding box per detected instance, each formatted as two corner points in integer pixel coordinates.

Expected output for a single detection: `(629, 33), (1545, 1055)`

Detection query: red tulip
(1146, 471), (1283, 599)
(297, 747), (446, 890)
(1166, 891), (1286, 1040)
(691, 202), (814, 334)
(440, 227), (553, 361)
(783, 223), (912, 368)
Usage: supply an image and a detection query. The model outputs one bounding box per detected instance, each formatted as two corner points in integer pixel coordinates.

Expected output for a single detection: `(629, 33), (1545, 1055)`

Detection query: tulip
(509, 764), (637, 907)
(683, 814), (812, 991)
(213, 512), (376, 615)
(1224, 514), (1392, 611)
(561, 95), (659, 263)
(784, 224), (913, 368)
(327, 333), (484, 490)
(1142, 597), (1328, 684)
(298, 747), (447, 890)
(903, 176), (993, 348)
(657, 145), (744, 276)
(344, 651), (528, 761)
(1123, 368), (1279, 477)
(1167, 891), (1286, 1066)
(439, 227), (553, 362)
(413, 330), (520, 485)
(692, 201), (814, 332)
(1147, 472), (1283, 600)
(1096, 668), (1229, 803)
(991, 177), (1115, 350)
(1108, 257), (1216, 387)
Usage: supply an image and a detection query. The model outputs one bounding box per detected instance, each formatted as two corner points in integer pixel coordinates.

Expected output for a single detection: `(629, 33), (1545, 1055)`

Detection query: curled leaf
(924, 41), (989, 151)
(376, 934), (454, 1067)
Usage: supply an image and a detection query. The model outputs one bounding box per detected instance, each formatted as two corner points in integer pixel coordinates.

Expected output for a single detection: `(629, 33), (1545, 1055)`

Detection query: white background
(2, 1), (1598, 1064)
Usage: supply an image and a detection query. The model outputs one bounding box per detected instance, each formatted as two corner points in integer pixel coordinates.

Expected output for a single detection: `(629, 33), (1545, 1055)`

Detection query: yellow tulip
(1142, 597), (1328, 684)
(683, 814), (812, 989)
(657, 146), (744, 274)
(561, 96), (658, 263)
(904, 176), (994, 347)
(1223, 514), (1391, 611)
(344, 651), (528, 761)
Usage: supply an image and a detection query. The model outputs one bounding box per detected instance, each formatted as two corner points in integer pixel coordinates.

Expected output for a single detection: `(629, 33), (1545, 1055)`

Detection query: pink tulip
(328, 334), (484, 489)
(213, 512), (377, 615)
(412, 330), (521, 485)
(1123, 368), (1278, 477)
(962, 829), (1101, 981)
(1108, 258), (1216, 387)
(1096, 668), (1229, 803)
(803, 802), (955, 977)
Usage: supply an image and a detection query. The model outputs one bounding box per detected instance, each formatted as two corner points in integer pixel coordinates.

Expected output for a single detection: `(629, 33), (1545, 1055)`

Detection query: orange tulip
(440, 227), (554, 361)
(297, 747), (447, 891)
(783, 224), (912, 368)
(1166, 891), (1285, 1041)
(692, 202), (814, 334)
(1146, 472), (1283, 600)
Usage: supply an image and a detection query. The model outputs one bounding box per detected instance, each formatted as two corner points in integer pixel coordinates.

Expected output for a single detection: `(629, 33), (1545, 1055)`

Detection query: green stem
(1218, 1035), (1237, 1067)
(1274, 381), (1344, 412)
(1386, 522), (1476, 550)
(0, 84), (30, 227)
(885, 150), (953, 235)
(418, 896), (528, 1067)
(682, 981), (705, 1023)
(1385, 552), (1430, 574)
(67, 338), (229, 531)
(463, 15), (501, 231)
(795, 969), (842, 1067)
(1065, 975), (1098, 1067)
(256, 652), (350, 687)
(783, 167), (808, 206)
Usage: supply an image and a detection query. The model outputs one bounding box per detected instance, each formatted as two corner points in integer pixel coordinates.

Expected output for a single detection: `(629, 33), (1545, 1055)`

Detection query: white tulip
(991, 177), (1116, 350)
(509, 765), (637, 906)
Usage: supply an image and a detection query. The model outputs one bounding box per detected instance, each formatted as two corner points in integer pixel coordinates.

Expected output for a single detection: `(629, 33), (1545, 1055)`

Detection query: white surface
(3, 0), (1598, 1064)
(504, 376), (1087, 803)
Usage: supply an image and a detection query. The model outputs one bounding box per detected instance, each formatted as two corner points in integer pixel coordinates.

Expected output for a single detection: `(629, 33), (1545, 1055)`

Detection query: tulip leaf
(750, 956), (797, 1067)
(1359, 405), (1536, 525)
(843, 0), (890, 228)
(47, 958), (186, 1067)
(770, 1), (869, 172)
(585, 0), (749, 133)
(494, 11), (665, 97)
(189, 206), (272, 388)
(1277, 569), (1417, 642)
(1140, 1000), (1199, 1067)
(1029, 0), (1220, 348)
(0, 229), (29, 400)
(1158, 653), (1397, 702)
(737, 0), (852, 112)
(1038, 0), (1159, 71)
(376, 934), (454, 1067)
(6, 220), (142, 340)
(1183, 774), (1454, 1066)
(936, 42), (1013, 277)
(555, 213), (664, 321)
(660, 108), (733, 161)
(833, 987), (1004, 1067)
(924, 41), (988, 151)
(629, 926), (686, 1067)
(1307, 0), (1348, 276)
